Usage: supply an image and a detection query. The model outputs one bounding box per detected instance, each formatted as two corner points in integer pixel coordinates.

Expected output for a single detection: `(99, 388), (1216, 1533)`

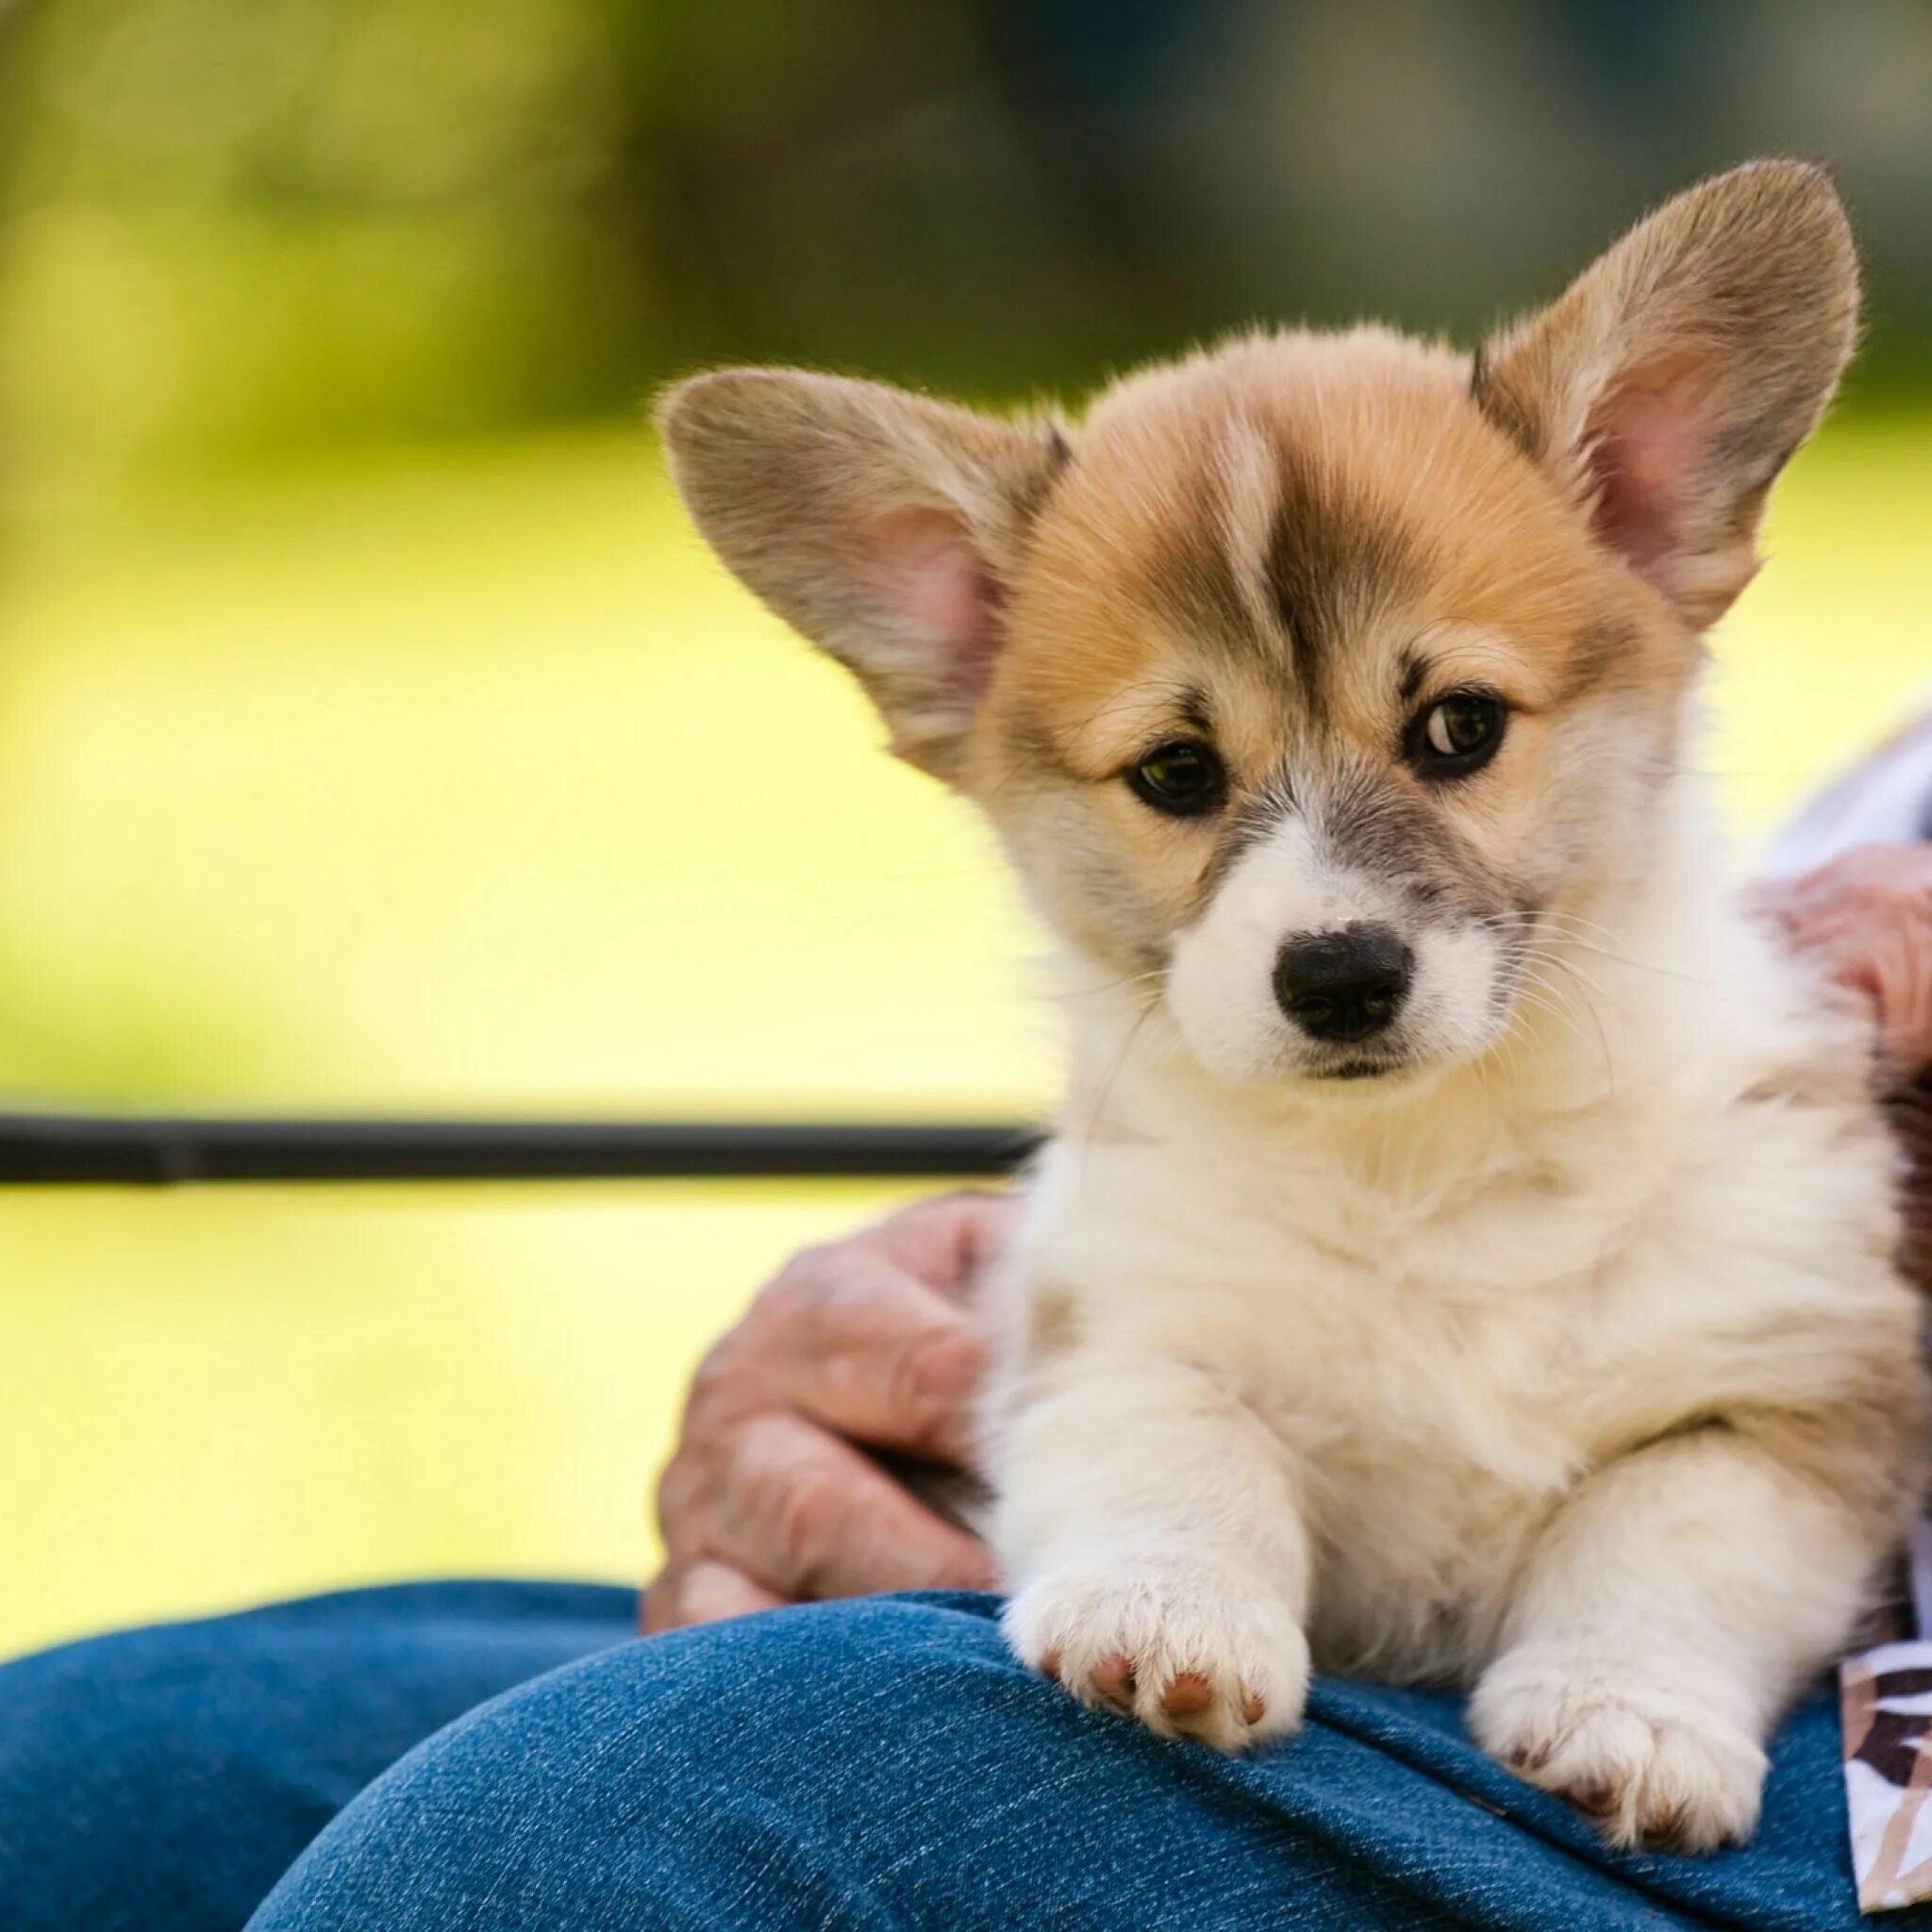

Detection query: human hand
(643, 1190), (1012, 1631)
(1764, 842), (1932, 1072)
(1766, 841), (1932, 1291)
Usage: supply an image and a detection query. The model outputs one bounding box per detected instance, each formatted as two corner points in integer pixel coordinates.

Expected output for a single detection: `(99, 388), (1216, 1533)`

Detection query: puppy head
(660, 161), (1857, 1091)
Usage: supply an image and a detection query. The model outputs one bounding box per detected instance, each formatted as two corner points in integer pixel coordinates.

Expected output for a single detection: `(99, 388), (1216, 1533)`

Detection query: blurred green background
(4, 0), (1931, 1657)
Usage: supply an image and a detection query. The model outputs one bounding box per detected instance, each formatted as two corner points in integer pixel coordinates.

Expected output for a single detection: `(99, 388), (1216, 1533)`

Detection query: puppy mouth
(1307, 1051), (1408, 1082)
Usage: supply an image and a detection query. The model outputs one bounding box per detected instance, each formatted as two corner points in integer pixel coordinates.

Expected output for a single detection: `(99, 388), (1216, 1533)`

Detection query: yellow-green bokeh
(1, 1178), (929, 1657)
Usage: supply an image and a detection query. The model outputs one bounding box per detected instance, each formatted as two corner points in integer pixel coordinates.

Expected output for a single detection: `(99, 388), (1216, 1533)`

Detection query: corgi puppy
(660, 161), (1927, 1852)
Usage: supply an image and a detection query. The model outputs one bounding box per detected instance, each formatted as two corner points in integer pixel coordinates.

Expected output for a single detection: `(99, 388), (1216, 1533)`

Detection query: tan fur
(1026, 1287), (1080, 1362)
(962, 328), (1690, 975)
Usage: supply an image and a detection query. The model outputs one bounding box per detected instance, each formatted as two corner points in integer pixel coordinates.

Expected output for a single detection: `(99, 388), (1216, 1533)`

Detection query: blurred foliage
(5, 0), (1932, 500)
(0, 0), (656, 488)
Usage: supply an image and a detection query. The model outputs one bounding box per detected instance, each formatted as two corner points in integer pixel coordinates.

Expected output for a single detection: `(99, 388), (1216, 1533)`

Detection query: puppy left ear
(1473, 159), (1858, 629)
(658, 368), (1066, 782)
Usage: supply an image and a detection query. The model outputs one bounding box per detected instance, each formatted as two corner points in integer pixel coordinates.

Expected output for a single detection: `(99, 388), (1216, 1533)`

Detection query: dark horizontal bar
(0, 1114), (1038, 1185)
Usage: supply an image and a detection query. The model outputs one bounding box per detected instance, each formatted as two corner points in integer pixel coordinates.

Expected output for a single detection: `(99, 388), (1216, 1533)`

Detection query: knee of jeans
(248, 1592), (1016, 1932)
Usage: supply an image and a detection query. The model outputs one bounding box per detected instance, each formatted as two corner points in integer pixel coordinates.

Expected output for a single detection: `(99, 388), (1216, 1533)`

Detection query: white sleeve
(1760, 695), (1932, 877)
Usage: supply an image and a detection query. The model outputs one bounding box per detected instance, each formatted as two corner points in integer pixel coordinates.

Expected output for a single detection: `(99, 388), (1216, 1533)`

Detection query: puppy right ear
(1473, 160), (1858, 631)
(657, 369), (1067, 781)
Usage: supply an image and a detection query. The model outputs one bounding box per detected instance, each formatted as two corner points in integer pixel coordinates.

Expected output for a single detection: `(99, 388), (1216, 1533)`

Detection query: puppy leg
(992, 1353), (1312, 1753)
(1471, 1425), (1885, 1851)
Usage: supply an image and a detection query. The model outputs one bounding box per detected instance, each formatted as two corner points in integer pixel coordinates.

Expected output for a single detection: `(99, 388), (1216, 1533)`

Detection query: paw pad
(1005, 1560), (1308, 1754)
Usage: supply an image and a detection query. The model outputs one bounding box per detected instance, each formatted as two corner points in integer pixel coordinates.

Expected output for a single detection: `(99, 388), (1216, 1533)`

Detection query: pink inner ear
(870, 507), (1003, 708)
(1585, 358), (1709, 579)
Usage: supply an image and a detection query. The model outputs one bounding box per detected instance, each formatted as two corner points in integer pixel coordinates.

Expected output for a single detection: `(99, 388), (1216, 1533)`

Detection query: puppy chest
(1246, 1328), (1587, 1671)
(1259, 1314), (1582, 1526)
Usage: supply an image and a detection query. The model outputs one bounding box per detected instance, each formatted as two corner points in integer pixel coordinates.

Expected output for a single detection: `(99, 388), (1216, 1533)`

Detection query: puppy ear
(1473, 159), (1857, 629)
(658, 368), (1067, 780)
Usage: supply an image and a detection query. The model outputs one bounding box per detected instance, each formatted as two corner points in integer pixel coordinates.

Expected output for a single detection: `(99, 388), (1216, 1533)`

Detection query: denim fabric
(248, 1588), (1916, 1932)
(4, 1580), (1923, 1931)
(0, 1579), (634, 1932)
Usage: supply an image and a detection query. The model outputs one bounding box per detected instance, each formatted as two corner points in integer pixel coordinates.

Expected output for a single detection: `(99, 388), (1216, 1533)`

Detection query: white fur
(983, 750), (1913, 1848)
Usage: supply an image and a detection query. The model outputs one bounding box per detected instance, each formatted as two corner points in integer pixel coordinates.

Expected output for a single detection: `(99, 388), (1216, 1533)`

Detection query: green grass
(3, 412), (1929, 1656)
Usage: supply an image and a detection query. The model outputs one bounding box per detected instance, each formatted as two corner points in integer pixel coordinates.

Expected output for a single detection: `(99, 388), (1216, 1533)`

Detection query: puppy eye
(1408, 692), (1506, 778)
(1126, 740), (1226, 816)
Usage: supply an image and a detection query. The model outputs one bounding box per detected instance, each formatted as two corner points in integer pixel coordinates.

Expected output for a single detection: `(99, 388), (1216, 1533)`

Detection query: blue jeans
(0, 1580), (1908, 1930)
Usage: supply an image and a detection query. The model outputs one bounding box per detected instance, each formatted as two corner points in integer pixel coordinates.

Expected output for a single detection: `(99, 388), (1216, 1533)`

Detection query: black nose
(1274, 924), (1413, 1042)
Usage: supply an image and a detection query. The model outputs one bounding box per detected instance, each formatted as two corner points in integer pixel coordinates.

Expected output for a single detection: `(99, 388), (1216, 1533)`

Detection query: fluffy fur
(660, 161), (1928, 1851)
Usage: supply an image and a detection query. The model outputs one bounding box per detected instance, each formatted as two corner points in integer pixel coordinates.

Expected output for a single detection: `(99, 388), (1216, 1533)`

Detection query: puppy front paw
(1471, 1646), (1767, 1851)
(1004, 1555), (1308, 1752)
